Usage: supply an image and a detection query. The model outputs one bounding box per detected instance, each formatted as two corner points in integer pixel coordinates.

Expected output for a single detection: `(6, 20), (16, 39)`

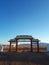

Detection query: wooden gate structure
(8, 35), (39, 52)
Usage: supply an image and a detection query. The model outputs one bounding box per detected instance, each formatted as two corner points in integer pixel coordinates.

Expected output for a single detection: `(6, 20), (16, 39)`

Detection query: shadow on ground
(0, 52), (49, 65)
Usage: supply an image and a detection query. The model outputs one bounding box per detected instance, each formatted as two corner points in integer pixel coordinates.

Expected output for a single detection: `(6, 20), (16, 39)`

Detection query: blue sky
(0, 0), (49, 44)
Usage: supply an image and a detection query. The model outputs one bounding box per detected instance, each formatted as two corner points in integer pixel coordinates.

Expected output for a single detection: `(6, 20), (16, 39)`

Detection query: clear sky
(0, 0), (49, 44)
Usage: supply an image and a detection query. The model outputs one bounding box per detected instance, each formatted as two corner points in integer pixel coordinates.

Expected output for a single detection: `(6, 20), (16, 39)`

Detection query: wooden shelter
(8, 35), (39, 52)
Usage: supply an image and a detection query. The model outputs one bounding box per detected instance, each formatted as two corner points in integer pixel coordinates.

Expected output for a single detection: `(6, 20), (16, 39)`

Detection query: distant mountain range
(19, 42), (49, 51)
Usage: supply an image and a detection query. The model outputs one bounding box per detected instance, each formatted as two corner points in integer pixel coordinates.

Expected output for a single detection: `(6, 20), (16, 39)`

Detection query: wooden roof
(15, 35), (33, 39)
(8, 35), (39, 42)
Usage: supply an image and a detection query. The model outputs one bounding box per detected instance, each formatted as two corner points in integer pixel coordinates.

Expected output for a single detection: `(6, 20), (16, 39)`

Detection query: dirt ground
(0, 52), (49, 65)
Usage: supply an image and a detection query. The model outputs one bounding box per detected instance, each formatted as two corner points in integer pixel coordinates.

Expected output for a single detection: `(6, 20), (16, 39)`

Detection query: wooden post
(31, 38), (32, 52)
(37, 41), (39, 52)
(16, 39), (18, 52)
(9, 41), (11, 52)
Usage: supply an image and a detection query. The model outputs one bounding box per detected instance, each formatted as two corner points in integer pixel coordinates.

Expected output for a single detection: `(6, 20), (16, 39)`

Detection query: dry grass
(0, 46), (48, 65)
(3, 46), (47, 52)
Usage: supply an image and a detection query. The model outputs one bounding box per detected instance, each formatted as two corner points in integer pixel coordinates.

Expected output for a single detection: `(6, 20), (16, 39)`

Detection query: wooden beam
(16, 39), (18, 52)
(9, 41), (11, 52)
(37, 41), (39, 52)
(31, 39), (32, 52)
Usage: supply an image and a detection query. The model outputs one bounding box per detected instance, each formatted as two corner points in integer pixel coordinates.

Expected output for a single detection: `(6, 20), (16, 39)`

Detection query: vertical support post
(16, 39), (18, 52)
(31, 38), (32, 52)
(37, 41), (39, 52)
(9, 41), (11, 52)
